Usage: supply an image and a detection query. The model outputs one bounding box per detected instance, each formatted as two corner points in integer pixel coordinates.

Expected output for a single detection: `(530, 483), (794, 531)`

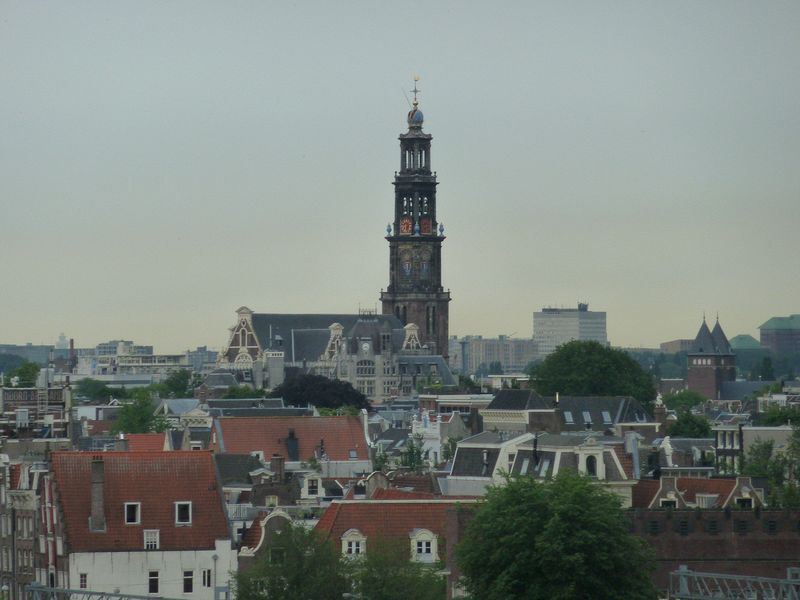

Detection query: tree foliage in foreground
(3, 360), (40, 387)
(111, 392), (169, 434)
(457, 471), (657, 600)
(667, 411), (711, 438)
(269, 373), (369, 410)
(742, 428), (800, 509)
(662, 389), (706, 413)
(234, 524), (445, 600)
(528, 341), (656, 407)
(235, 525), (350, 600)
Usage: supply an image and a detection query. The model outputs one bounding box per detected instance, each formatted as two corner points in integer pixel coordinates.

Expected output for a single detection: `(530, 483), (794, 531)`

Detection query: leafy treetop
(457, 471), (657, 600)
(662, 389), (706, 413)
(528, 340), (656, 407)
(269, 373), (369, 410)
(667, 411), (711, 438)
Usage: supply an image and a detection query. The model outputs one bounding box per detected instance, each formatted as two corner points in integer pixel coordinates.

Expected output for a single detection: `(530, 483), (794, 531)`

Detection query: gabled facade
(39, 451), (236, 597)
(216, 308), (454, 401)
(631, 476), (764, 510)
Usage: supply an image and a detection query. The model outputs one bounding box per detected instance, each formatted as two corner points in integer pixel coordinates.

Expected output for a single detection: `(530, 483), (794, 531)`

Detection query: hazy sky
(2, 1), (799, 353)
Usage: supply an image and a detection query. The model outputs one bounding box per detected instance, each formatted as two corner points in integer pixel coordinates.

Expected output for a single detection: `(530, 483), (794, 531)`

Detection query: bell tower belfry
(380, 78), (451, 357)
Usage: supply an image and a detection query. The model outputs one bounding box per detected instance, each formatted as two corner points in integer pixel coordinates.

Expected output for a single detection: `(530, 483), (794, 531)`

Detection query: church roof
(250, 313), (404, 361)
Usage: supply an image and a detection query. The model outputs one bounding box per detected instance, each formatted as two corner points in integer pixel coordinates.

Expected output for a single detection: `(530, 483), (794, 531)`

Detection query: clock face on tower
(420, 218), (432, 234)
(400, 217), (412, 235)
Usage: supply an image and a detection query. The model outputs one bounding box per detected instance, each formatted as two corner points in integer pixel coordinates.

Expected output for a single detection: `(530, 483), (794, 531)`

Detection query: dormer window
(125, 503), (141, 525)
(586, 455), (597, 478)
(308, 479), (319, 496)
(175, 502), (192, 525)
(410, 529), (438, 563)
(601, 411), (612, 425)
(582, 411), (592, 426)
(341, 529), (366, 557)
(563, 411), (574, 424)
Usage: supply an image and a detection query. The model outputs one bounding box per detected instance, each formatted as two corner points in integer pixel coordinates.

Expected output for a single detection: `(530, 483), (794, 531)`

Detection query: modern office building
(532, 303), (607, 357)
(759, 314), (800, 354)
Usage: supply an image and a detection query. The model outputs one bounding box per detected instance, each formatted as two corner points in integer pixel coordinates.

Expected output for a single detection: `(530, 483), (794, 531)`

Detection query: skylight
(564, 411), (574, 424)
(602, 411), (612, 425)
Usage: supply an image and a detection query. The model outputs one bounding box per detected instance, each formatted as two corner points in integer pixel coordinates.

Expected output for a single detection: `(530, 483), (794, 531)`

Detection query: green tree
(223, 384), (264, 399)
(75, 378), (116, 401)
(441, 436), (461, 462)
(352, 537), (446, 600)
(662, 389), (706, 413)
(163, 369), (192, 397)
(401, 433), (427, 472)
(269, 374), (369, 410)
(0, 353), (26, 379)
(112, 392), (169, 434)
(742, 431), (800, 509)
(318, 405), (361, 416)
(457, 471), (656, 600)
(456, 375), (481, 393)
(528, 341), (656, 407)
(756, 405), (800, 426)
(235, 524), (350, 600)
(667, 412), (711, 438)
(5, 361), (40, 387)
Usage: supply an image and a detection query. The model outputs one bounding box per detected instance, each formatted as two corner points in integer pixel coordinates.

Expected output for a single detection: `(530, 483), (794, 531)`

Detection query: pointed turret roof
(690, 319), (717, 354)
(710, 319), (733, 355)
(689, 317), (734, 355)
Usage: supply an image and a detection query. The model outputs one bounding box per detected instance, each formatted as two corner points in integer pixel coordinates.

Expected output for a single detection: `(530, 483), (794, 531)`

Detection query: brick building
(686, 317), (736, 400)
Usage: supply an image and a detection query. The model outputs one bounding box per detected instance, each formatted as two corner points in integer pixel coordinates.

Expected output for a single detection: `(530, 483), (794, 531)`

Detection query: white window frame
(124, 502), (141, 525)
(79, 573), (87, 589)
(183, 570), (193, 594)
(341, 529), (366, 557)
(144, 529), (160, 550)
(410, 529), (438, 563)
(175, 501), (192, 525)
(202, 569), (212, 588)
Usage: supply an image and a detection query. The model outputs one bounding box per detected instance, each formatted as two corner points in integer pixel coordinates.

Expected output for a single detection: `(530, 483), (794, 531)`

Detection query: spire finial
(411, 75), (420, 107)
(716, 311), (719, 323)
(703, 311), (706, 323)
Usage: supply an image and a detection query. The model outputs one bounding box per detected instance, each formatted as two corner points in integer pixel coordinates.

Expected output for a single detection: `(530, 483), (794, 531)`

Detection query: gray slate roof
(214, 454), (265, 486)
(251, 313), (404, 361)
(451, 447), (500, 477)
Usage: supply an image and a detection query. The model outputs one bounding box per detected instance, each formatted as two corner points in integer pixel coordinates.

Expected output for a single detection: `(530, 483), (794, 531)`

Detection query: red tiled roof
(372, 488), (436, 500)
(126, 433), (166, 452)
(612, 444), (635, 479)
(51, 451), (230, 553)
(677, 478), (736, 504)
(315, 499), (473, 544)
(215, 416), (369, 461)
(631, 480), (660, 508)
(241, 511), (269, 549)
(86, 419), (114, 435)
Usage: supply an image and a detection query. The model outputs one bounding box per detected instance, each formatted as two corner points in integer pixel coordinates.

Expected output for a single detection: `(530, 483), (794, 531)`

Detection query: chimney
(89, 457), (106, 532)
(270, 453), (285, 483)
(285, 429), (299, 461)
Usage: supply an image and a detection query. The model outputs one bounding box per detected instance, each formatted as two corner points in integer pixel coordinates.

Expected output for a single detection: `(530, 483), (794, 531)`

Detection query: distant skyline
(2, 2), (799, 354)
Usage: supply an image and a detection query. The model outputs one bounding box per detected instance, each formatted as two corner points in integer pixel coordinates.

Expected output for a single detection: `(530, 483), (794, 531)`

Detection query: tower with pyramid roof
(686, 316), (736, 399)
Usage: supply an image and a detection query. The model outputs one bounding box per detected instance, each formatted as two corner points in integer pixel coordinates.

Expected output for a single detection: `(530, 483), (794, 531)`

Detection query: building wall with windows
(533, 303), (607, 357)
(67, 541), (235, 599)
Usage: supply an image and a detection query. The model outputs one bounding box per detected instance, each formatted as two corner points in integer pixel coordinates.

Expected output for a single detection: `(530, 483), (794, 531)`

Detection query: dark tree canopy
(457, 471), (657, 600)
(742, 427), (800, 509)
(3, 360), (40, 387)
(529, 341), (656, 407)
(662, 389), (706, 413)
(235, 524), (349, 600)
(112, 392), (169, 434)
(353, 537), (446, 600)
(667, 411), (711, 438)
(0, 353), (26, 377)
(269, 373), (369, 410)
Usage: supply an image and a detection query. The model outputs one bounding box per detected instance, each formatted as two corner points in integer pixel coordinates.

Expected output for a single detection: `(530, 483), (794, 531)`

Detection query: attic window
(125, 502), (141, 525)
(582, 411), (592, 425)
(349, 449), (358, 460)
(520, 458), (530, 475)
(175, 502), (192, 525)
(144, 529), (160, 550)
(601, 411), (612, 425)
(563, 411), (574, 424)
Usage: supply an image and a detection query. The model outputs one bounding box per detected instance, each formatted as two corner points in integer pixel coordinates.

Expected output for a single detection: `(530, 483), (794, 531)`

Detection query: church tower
(380, 79), (451, 357)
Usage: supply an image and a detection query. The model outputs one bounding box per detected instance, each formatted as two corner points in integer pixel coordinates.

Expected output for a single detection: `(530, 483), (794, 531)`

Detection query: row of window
(125, 501), (192, 526)
(644, 516), (799, 536)
(78, 569), (213, 593)
(562, 410), (613, 426)
(342, 530), (437, 563)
